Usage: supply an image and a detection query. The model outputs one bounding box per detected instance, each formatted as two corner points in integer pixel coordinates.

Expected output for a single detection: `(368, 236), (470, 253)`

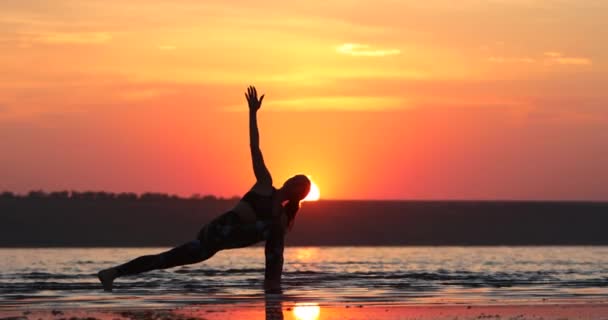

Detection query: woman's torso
(198, 186), (283, 246)
(232, 185), (284, 225)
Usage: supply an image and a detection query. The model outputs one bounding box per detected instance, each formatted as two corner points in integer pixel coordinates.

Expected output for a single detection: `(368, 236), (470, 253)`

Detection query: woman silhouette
(98, 86), (311, 293)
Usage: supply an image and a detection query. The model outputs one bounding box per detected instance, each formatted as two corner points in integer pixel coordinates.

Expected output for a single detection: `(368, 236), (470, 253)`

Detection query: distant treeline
(0, 190), (239, 247)
(1, 191), (607, 247)
(0, 190), (239, 202)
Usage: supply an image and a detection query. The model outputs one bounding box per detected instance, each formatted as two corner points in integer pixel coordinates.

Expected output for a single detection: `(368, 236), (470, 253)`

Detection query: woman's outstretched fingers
(246, 86), (264, 111)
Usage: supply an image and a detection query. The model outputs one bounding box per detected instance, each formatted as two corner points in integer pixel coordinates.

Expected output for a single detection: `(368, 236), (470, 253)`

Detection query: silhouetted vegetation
(1, 190), (239, 202)
(0, 191), (15, 199)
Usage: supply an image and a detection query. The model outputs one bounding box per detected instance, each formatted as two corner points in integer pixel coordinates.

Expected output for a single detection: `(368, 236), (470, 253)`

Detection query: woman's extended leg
(98, 211), (263, 291)
(117, 239), (216, 275)
(98, 239), (217, 291)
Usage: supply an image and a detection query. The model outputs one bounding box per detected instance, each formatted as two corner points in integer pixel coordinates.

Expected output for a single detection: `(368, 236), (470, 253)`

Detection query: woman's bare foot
(97, 268), (118, 292)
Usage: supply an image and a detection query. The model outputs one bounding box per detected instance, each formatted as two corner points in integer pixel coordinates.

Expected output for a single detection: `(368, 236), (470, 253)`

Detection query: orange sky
(1, 0), (607, 200)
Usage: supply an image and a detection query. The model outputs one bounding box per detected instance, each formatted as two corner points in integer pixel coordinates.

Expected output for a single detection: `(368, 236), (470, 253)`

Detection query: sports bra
(242, 187), (277, 220)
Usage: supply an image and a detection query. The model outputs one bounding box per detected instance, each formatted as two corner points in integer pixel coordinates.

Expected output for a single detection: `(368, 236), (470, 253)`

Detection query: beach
(3, 302), (608, 320)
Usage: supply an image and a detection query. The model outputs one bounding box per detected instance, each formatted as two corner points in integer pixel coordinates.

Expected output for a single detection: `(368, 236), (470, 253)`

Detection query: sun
(303, 178), (320, 201)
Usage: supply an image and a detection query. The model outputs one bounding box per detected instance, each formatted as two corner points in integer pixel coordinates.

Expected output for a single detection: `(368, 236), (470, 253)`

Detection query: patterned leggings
(115, 211), (269, 276)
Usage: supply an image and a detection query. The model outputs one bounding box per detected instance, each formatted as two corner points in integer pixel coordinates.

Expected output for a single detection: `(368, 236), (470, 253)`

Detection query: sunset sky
(1, 0), (606, 200)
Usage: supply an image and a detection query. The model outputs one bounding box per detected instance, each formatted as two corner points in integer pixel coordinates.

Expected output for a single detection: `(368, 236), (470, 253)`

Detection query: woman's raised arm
(245, 86), (272, 186)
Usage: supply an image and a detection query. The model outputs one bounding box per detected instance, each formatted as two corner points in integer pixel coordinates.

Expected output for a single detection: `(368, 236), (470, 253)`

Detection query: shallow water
(1, 247), (608, 309)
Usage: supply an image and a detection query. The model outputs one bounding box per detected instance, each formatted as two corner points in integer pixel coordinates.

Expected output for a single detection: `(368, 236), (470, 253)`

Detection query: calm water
(1, 247), (608, 309)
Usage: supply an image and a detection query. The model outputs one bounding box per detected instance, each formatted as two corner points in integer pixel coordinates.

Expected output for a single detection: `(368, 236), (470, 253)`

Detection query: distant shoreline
(3, 190), (607, 203)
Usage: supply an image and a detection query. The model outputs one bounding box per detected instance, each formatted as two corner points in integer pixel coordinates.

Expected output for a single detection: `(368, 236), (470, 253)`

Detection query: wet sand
(2, 303), (608, 320)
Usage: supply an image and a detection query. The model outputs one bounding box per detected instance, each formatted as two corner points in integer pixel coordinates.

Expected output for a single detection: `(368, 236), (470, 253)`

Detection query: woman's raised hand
(245, 85), (265, 112)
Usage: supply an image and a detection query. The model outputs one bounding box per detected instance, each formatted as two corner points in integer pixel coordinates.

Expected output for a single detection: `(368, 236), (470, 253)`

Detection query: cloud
(29, 32), (112, 44)
(544, 51), (592, 65)
(336, 43), (400, 57)
(487, 52), (592, 66)
(551, 57), (592, 65)
(487, 56), (535, 63)
(226, 96), (408, 112)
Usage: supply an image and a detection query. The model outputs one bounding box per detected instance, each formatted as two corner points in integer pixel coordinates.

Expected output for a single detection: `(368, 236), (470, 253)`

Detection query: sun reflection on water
(295, 247), (319, 261)
(293, 303), (320, 320)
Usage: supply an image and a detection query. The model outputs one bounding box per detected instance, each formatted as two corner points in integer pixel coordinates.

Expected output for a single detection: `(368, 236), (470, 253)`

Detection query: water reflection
(294, 247), (320, 261)
(264, 294), (321, 320)
(265, 294), (284, 320)
(293, 303), (320, 320)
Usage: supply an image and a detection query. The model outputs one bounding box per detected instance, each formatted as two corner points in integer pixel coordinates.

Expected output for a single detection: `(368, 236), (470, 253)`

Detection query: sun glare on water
(303, 179), (320, 201)
(293, 303), (321, 320)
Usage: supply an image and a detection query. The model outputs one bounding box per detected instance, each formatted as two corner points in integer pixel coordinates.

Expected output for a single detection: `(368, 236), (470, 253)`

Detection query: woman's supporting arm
(264, 218), (285, 293)
(246, 86), (272, 186)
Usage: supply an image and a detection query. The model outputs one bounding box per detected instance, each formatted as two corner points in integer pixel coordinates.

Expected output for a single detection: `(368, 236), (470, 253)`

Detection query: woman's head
(281, 174), (311, 201)
(281, 174), (311, 230)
